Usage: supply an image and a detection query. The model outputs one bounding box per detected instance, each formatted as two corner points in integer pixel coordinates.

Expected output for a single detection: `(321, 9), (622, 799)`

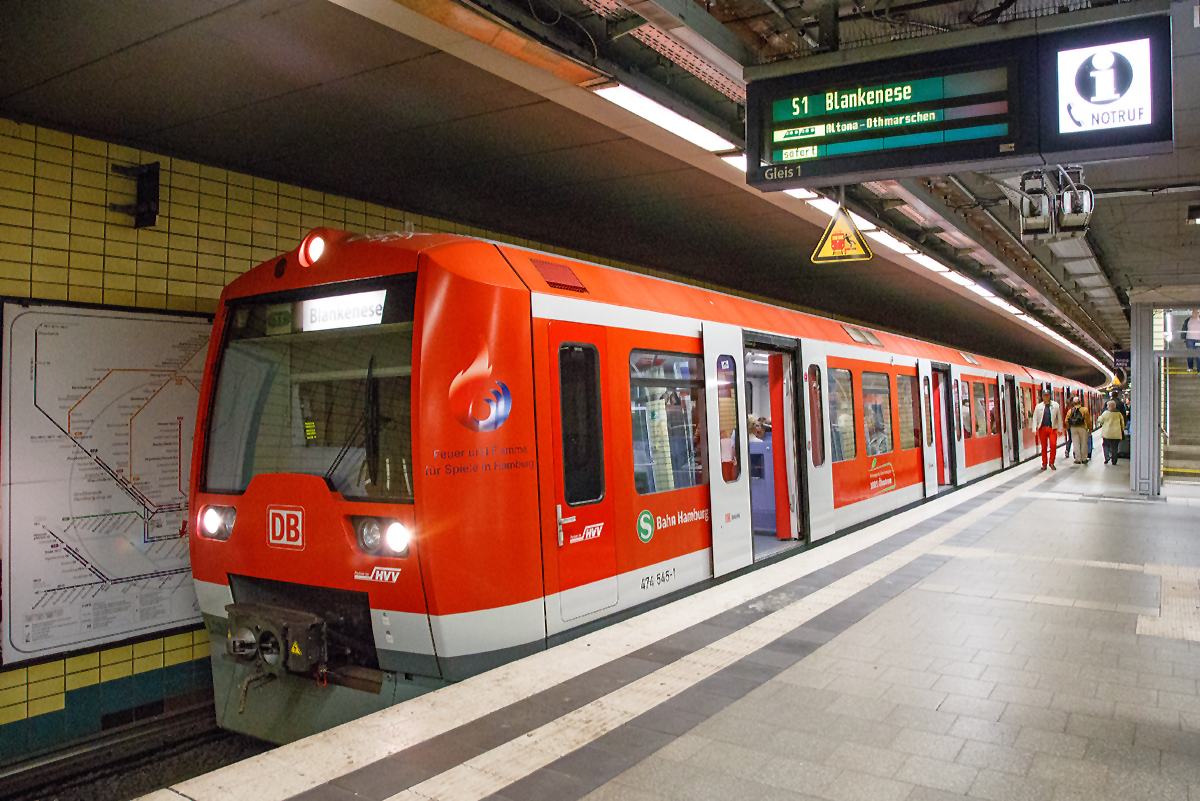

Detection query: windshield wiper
(324, 357), (376, 485)
(364, 355), (380, 487)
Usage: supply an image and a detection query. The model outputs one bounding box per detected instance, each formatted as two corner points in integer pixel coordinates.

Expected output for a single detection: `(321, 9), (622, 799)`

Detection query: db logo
(267, 506), (304, 550)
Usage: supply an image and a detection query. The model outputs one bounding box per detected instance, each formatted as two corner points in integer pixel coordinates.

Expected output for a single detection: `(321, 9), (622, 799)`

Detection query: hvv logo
(449, 340), (512, 433)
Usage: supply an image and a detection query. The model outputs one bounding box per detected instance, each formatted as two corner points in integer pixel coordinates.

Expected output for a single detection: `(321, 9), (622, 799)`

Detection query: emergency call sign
(1057, 38), (1152, 134)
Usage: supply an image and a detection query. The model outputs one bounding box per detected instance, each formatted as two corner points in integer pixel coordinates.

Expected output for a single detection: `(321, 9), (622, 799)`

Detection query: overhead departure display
(768, 67), (1012, 165)
(746, 15), (1172, 191)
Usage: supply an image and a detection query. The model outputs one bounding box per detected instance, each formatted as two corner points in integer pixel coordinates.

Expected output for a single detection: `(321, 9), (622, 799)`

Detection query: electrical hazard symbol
(291, 641), (302, 656)
(812, 206), (873, 263)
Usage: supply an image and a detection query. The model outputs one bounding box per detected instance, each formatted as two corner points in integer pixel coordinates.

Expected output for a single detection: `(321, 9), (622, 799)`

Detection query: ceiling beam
(621, 0), (756, 82)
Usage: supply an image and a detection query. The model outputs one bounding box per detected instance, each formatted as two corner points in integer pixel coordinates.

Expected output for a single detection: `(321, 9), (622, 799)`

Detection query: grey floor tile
(1027, 752), (1109, 793)
(683, 740), (773, 779)
(891, 727), (967, 762)
(756, 755), (843, 796)
(1012, 728), (1089, 759)
(1103, 767), (1190, 801)
(823, 741), (908, 778)
(999, 703), (1069, 732)
(896, 755), (978, 794)
(948, 716), (1021, 747)
(883, 704), (958, 735)
(490, 766), (593, 801)
(938, 694), (1008, 722)
(966, 768), (1056, 801)
(824, 693), (897, 722)
(818, 768), (914, 801)
(1082, 739), (1163, 774)
(956, 741), (1036, 776)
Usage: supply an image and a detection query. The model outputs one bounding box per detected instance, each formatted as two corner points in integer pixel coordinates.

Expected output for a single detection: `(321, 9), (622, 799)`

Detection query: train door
(999, 377), (1014, 468)
(918, 360), (937, 497)
(948, 365), (968, 483)
(802, 341), (835, 542)
(744, 337), (804, 561)
(548, 323), (618, 622)
(703, 322), (753, 577)
(931, 364), (956, 490)
(1004, 376), (1020, 465)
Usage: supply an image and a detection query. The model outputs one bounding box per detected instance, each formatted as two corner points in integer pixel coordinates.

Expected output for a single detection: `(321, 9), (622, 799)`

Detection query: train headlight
(356, 517), (382, 554)
(352, 516), (410, 556)
(199, 505), (236, 540)
(385, 521), (409, 554)
(299, 233), (325, 267)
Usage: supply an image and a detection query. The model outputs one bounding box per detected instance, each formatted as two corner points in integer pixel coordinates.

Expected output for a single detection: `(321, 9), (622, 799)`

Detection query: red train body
(188, 229), (1099, 740)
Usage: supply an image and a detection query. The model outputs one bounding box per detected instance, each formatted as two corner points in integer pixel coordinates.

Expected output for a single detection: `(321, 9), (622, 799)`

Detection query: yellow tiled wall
(0, 630), (209, 729)
(0, 117), (687, 315)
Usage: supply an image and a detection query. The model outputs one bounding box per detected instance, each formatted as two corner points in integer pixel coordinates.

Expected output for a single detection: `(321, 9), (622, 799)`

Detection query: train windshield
(203, 274), (417, 503)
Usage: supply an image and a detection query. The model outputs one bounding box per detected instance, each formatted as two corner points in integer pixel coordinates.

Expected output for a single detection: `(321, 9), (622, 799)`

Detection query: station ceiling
(4, 0), (1183, 382)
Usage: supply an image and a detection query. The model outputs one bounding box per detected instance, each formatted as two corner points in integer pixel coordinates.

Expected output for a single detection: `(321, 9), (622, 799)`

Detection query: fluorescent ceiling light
(908, 254), (948, 272)
(784, 188), (818, 199)
(849, 211), (877, 231)
(866, 230), (916, 254)
(942, 272), (974, 287)
(986, 297), (1020, 314)
(807, 198), (839, 217)
(968, 284), (995, 298)
(721, 154), (747, 171)
(594, 85), (735, 152)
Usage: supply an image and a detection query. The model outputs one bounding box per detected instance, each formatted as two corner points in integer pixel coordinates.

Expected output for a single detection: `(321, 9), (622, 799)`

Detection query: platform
(147, 443), (1200, 801)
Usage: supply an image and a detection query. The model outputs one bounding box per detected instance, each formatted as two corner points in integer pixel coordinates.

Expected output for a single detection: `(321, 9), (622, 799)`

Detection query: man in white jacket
(1030, 390), (1065, 470)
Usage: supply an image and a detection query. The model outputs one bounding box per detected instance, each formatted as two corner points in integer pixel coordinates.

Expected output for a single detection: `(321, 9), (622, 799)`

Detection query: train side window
(808, 365), (825, 467)
(828, 368), (857, 462)
(960, 381), (973, 439)
(987, 383), (999, 435)
(897, 374), (920, 450)
(972, 381), (987, 438)
(715, 354), (741, 482)
(629, 350), (707, 495)
(862, 371), (893, 456)
(922, 376), (933, 446)
(559, 343), (605, 506)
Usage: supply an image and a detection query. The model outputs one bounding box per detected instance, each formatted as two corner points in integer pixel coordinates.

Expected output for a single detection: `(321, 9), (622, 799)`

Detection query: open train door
(1003, 375), (1020, 467)
(999, 376), (1014, 468)
(948, 364), (969, 484)
(917, 360), (937, 497)
(803, 341), (836, 542)
(703, 322), (753, 577)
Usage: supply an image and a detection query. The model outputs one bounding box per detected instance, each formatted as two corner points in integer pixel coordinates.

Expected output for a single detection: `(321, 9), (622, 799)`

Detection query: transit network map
(2, 304), (211, 663)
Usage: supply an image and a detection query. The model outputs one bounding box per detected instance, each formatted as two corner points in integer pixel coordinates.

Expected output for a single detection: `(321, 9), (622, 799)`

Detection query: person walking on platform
(1067, 398), (1090, 464)
(1099, 400), (1126, 465)
(1183, 310), (1200, 373)
(1031, 390), (1063, 470)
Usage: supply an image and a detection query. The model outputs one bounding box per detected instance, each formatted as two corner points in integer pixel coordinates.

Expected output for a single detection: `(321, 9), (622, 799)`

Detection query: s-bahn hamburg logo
(267, 506), (304, 550)
(449, 340), (512, 432)
(1057, 38), (1151, 134)
(636, 510), (655, 543)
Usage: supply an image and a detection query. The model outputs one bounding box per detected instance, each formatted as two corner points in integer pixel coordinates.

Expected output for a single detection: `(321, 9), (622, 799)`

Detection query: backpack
(1067, 407), (1084, 427)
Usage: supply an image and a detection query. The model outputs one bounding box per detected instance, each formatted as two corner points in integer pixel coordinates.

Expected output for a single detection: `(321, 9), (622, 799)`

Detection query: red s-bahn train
(188, 228), (1101, 741)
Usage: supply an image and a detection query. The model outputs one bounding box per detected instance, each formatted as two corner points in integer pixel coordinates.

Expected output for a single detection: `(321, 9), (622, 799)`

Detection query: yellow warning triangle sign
(291, 640), (302, 656)
(812, 206), (873, 263)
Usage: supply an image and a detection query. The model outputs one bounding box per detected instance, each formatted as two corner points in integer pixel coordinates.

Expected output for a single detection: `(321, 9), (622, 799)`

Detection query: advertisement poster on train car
(1, 303), (211, 665)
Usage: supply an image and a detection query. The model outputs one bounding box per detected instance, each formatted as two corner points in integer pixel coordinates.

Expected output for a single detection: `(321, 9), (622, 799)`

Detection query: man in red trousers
(1030, 389), (1064, 470)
